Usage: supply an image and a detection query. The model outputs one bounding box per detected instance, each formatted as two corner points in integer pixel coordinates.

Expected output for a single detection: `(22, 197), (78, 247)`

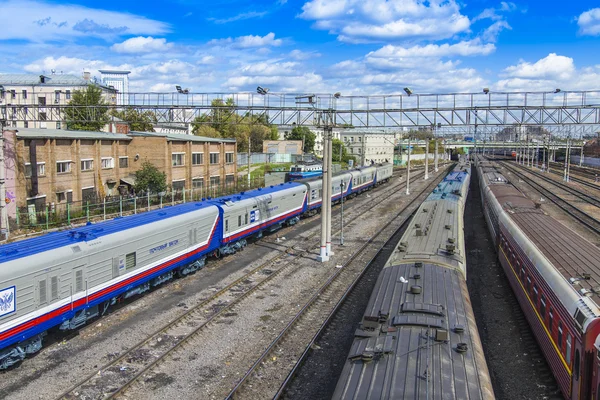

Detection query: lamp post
(0, 117), (7, 241)
(406, 137), (411, 195)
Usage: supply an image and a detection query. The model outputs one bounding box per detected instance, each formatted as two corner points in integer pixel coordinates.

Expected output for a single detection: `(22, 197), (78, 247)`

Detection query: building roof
(98, 70), (131, 75)
(14, 128), (132, 141)
(0, 73), (103, 86)
(129, 131), (236, 143)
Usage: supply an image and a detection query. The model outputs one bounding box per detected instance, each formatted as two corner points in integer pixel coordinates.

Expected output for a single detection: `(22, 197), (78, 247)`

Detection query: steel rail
(54, 171), (420, 400)
(500, 162), (600, 235)
(509, 162), (600, 208)
(224, 166), (451, 400)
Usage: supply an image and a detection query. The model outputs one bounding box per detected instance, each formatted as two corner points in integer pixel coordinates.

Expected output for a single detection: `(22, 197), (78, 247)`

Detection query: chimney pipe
(83, 71), (91, 81)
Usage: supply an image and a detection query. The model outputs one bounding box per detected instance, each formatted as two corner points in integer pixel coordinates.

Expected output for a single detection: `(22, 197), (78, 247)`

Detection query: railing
(9, 177), (267, 237)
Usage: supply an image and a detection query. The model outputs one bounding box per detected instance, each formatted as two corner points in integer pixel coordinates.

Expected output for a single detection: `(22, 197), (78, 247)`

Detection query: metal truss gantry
(2, 90), (600, 130)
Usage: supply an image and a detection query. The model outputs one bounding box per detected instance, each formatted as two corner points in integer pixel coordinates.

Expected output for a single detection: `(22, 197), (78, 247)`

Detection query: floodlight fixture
(555, 88), (561, 93)
(334, 92), (341, 99)
(483, 88), (490, 94)
(257, 86), (269, 95)
(175, 85), (183, 93)
(403, 87), (413, 96)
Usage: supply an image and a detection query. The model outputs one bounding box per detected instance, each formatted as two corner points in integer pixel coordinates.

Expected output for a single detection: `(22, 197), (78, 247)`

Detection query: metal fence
(237, 153), (317, 166)
(10, 176), (267, 236)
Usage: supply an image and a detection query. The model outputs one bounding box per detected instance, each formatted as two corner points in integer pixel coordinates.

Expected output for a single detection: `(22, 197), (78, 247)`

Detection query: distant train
(333, 158), (495, 399)
(288, 163), (323, 180)
(477, 156), (600, 400)
(0, 164), (393, 369)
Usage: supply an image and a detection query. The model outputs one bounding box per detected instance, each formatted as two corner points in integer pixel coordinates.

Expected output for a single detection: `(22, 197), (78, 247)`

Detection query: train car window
(548, 310), (554, 335)
(126, 252), (136, 269)
(540, 296), (546, 319)
(245, 213), (248, 225)
(566, 334), (572, 363)
(238, 215), (241, 227)
(520, 268), (525, 281)
(225, 220), (229, 232)
(574, 349), (580, 380)
(533, 286), (538, 305)
(526, 277), (531, 293)
(558, 323), (563, 351)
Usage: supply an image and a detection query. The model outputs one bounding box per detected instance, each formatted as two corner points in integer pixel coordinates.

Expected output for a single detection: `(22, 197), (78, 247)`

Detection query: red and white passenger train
(477, 157), (600, 400)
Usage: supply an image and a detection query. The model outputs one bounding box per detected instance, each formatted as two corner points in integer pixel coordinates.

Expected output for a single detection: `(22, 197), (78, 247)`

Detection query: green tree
(133, 161), (167, 194)
(64, 85), (111, 131)
(193, 125), (222, 138)
(332, 138), (348, 162)
(110, 108), (156, 132)
(284, 126), (316, 153)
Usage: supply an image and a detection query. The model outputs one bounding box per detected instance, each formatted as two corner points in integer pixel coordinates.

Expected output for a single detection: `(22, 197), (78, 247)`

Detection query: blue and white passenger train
(0, 163), (393, 369)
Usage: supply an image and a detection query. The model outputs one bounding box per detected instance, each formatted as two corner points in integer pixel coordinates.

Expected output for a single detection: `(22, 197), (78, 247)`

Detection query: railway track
(499, 161), (600, 235)
(507, 161), (600, 208)
(546, 162), (600, 192)
(223, 169), (448, 400)
(55, 168), (438, 400)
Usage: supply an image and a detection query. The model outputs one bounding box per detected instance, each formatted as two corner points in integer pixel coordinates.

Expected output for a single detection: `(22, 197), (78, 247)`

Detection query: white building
(0, 73), (117, 130)
(99, 70), (130, 105)
(340, 129), (396, 166)
(312, 127), (342, 158)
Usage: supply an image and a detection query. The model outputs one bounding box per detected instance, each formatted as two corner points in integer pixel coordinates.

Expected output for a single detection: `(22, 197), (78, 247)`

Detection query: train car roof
(333, 262), (493, 400)
(0, 198), (221, 263)
(209, 181), (306, 206)
(491, 183), (600, 311)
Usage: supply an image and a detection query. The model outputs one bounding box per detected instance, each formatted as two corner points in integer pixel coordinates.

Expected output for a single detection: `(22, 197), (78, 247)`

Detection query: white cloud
(23, 56), (125, 75)
(0, 0), (169, 42)
(289, 49), (321, 60)
(483, 20), (511, 42)
(111, 37), (173, 54)
(209, 32), (283, 48)
(210, 11), (268, 24)
(502, 53), (575, 80)
(578, 8), (600, 36)
(367, 40), (495, 59)
(299, 0), (470, 42)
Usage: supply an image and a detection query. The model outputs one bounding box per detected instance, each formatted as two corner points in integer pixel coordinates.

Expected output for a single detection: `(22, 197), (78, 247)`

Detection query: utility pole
(434, 139), (439, 172)
(0, 118), (7, 241)
(406, 137), (411, 195)
(325, 127), (333, 258)
(247, 137), (251, 188)
(318, 109), (334, 262)
(340, 180), (344, 246)
(424, 138), (429, 180)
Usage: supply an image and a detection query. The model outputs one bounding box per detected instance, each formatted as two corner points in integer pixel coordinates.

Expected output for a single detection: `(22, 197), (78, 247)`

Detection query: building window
(210, 176), (220, 186)
(351, 137), (354, 142)
(192, 153), (204, 165)
(56, 161), (71, 174)
(57, 192), (67, 202)
(25, 162), (45, 177)
(358, 136), (362, 142)
(66, 90), (71, 100)
(210, 153), (219, 164)
(172, 153), (185, 167)
(24, 121), (28, 128)
(56, 121), (62, 129)
(38, 96), (46, 106)
(226, 152), (234, 164)
(119, 157), (128, 168)
(54, 91), (60, 103)
(11, 90), (16, 99)
(40, 112), (47, 121)
(101, 157), (114, 169)
(226, 174), (235, 187)
(81, 159), (94, 171)
(172, 180), (185, 191)
(22, 90), (27, 99)
(192, 177), (204, 189)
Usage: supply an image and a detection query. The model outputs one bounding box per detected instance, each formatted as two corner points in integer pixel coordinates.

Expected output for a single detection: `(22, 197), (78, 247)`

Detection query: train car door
(72, 266), (86, 304)
(571, 336), (582, 400)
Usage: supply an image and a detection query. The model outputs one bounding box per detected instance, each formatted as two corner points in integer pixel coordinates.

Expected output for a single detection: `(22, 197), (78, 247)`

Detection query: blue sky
(0, 0), (599, 94)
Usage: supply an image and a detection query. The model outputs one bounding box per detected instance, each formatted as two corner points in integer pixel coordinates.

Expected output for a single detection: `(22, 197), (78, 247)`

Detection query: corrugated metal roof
(0, 73), (93, 86)
(15, 128), (132, 141)
(129, 131), (236, 143)
(333, 263), (494, 400)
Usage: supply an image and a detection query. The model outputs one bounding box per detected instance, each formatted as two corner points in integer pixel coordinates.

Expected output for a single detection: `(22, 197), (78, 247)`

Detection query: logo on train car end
(0, 286), (16, 317)
(250, 210), (260, 223)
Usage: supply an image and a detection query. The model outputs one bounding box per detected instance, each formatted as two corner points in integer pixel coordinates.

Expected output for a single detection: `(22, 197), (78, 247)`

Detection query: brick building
(2, 128), (236, 218)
